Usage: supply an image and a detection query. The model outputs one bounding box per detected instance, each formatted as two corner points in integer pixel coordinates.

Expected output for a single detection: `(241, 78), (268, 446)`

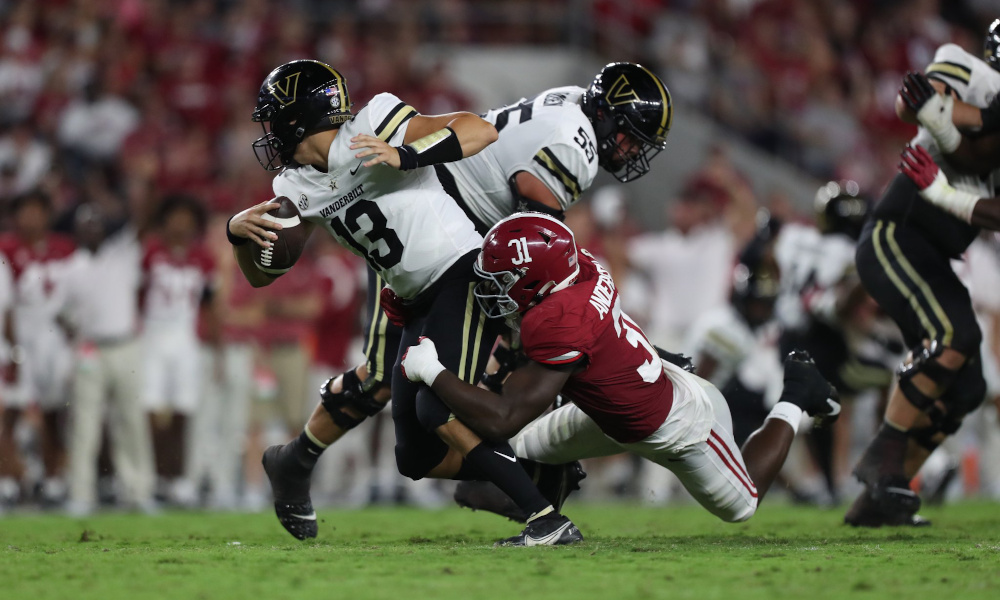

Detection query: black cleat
(455, 460), (587, 523)
(496, 514), (584, 547)
(782, 350), (841, 427)
(262, 445), (317, 540)
(844, 488), (930, 528)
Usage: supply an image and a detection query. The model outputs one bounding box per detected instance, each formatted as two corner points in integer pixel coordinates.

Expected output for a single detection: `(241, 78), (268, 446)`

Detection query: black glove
(899, 71), (937, 113)
(980, 92), (1000, 134)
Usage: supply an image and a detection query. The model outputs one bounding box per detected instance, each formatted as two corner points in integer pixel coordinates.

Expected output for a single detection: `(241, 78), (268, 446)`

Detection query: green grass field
(3, 502), (1000, 600)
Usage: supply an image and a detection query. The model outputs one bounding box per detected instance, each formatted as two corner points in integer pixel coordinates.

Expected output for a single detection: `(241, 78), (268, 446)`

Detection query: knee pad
(937, 354), (987, 433)
(394, 442), (448, 481)
(414, 387), (454, 432)
(319, 368), (388, 431)
(896, 340), (958, 411)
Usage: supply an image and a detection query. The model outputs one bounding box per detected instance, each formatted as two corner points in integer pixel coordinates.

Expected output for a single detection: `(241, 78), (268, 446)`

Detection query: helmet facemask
(596, 112), (666, 183)
(473, 262), (525, 319)
(986, 19), (1000, 73)
(252, 104), (288, 171)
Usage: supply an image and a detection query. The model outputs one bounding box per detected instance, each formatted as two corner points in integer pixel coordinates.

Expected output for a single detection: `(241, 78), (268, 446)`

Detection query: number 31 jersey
(440, 86), (600, 230)
(272, 93), (482, 299)
(520, 250), (673, 444)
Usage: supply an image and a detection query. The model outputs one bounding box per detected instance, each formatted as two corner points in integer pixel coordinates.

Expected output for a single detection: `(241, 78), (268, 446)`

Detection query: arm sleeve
(365, 92), (418, 145)
(528, 142), (597, 211)
(926, 44), (974, 100)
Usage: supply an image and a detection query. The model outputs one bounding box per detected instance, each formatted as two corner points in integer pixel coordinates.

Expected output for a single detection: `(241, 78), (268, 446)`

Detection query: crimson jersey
(0, 233), (76, 337)
(141, 239), (216, 331)
(520, 250), (673, 443)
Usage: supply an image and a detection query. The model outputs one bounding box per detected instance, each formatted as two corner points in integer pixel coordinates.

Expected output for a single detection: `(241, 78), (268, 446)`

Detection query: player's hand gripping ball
(252, 196), (308, 274)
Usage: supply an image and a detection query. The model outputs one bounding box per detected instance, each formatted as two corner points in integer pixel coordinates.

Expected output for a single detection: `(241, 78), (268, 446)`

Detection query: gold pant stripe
(466, 283), (488, 384)
(885, 222), (953, 345)
(926, 63), (971, 84)
(457, 283), (476, 382)
(871, 221), (937, 340)
(366, 275), (386, 381)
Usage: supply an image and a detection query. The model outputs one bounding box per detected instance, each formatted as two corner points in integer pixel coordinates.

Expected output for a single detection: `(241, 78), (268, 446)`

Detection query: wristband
(395, 126), (463, 171)
(226, 215), (249, 246)
(766, 402), (805, 434)
(920, 170), (980, 223)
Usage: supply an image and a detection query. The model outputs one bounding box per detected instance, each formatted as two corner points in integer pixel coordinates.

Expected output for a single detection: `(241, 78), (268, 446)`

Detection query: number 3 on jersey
(330, 199), (404, 271)
(611, 296), (661, 383)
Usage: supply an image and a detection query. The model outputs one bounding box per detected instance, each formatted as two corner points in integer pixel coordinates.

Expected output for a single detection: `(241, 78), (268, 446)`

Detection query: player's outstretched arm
(900, 144), (1000, 230)
(895, 72), (983, 129)
(402, 338), (570, 442)
(899, 72), (1000, 175)
(350, 112), (498, 171)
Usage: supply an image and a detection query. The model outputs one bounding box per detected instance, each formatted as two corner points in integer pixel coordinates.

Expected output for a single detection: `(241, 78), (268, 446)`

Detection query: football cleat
(844, 488), (930, 528)
(496, 515), (584, 547)
(454, 460), (586, 523)
(781, 350), (841, 427)
(262, 445), (317, 540)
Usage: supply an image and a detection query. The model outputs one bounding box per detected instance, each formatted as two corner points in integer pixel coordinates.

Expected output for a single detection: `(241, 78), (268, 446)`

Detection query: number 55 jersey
(438, 87), (600, 232)
(271, 92), (482, 299)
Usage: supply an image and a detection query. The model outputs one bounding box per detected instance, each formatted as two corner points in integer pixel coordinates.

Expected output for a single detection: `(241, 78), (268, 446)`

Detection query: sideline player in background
(227, 60), (581, 545)
(401, 214), (841, 523)
(0, 190), (75, 508)
(845, 23), (1000, 527)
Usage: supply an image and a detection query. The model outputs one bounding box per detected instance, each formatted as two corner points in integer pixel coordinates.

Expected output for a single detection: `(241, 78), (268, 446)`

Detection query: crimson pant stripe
(710, 430), (754, 484)
(706, 435), (758, 499)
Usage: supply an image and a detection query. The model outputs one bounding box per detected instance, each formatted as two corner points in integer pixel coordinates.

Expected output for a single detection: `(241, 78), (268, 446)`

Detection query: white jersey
(441, 86), (600, 228)
(684, 304), (783, 406)
(272, 93), (482, 299)
(918, 43), (1000, 197)
(772, 222), (856, 331)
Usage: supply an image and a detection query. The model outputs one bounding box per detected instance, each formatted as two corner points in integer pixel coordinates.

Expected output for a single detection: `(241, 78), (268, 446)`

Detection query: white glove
(919, 169), (979, 223)
(916, 92), (961, 153)
(401, 337), (446, 385)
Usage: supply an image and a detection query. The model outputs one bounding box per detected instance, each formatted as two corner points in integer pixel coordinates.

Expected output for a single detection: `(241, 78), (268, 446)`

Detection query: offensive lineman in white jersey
(226, 60), (582, 546)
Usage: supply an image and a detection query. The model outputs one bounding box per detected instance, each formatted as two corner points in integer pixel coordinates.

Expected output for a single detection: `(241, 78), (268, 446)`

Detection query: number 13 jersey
(271, 92), (483, 299)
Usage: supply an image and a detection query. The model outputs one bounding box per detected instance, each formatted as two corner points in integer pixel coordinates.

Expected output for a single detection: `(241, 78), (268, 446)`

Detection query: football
(253, 196), (307, 275)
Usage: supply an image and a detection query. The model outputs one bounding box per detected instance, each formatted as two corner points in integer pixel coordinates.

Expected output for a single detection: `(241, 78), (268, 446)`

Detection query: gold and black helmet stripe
(637, 64), (672, 142)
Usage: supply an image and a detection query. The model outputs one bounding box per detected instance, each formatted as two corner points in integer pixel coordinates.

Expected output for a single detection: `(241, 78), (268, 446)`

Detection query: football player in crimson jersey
(402, 214), (841, 525)
(227, 60), (581, 545)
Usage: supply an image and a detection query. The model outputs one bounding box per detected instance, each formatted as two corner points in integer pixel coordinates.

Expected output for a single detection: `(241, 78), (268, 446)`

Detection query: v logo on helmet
(509, 237), (532, 265)
(269, 72), (301, 106)
(606, 74), (639, 106)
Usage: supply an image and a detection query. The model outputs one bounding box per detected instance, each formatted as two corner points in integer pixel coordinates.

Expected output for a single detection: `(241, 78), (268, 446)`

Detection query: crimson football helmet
(581, 62), (672, 183)
(252, 60), (353, 171)
(474, 213), (580, 318)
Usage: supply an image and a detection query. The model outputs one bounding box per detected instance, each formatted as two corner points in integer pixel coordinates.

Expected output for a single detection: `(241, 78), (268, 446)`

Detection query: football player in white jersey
(227, 60), (581, 545)
(845, 23), (1000, 527)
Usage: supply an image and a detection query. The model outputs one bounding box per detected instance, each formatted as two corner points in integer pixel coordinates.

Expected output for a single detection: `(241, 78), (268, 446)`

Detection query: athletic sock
(856, 423), (908, 481)
(282, 429), (327, 475)
(463, 440), (551, 517)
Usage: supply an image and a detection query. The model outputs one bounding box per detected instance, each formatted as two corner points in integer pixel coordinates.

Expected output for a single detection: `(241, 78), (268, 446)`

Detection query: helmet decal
(269, 72), (301, 106)
(606, 74), (640, 106)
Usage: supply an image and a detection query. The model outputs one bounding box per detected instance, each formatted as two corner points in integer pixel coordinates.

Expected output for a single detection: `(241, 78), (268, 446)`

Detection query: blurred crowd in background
(1, 0), (999, 515)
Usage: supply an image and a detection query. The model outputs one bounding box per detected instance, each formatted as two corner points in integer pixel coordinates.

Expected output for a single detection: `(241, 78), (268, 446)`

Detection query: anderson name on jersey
(440, 87), (600, 230)
(520, 250), (673, 443)
(271, 93), (482, 299)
